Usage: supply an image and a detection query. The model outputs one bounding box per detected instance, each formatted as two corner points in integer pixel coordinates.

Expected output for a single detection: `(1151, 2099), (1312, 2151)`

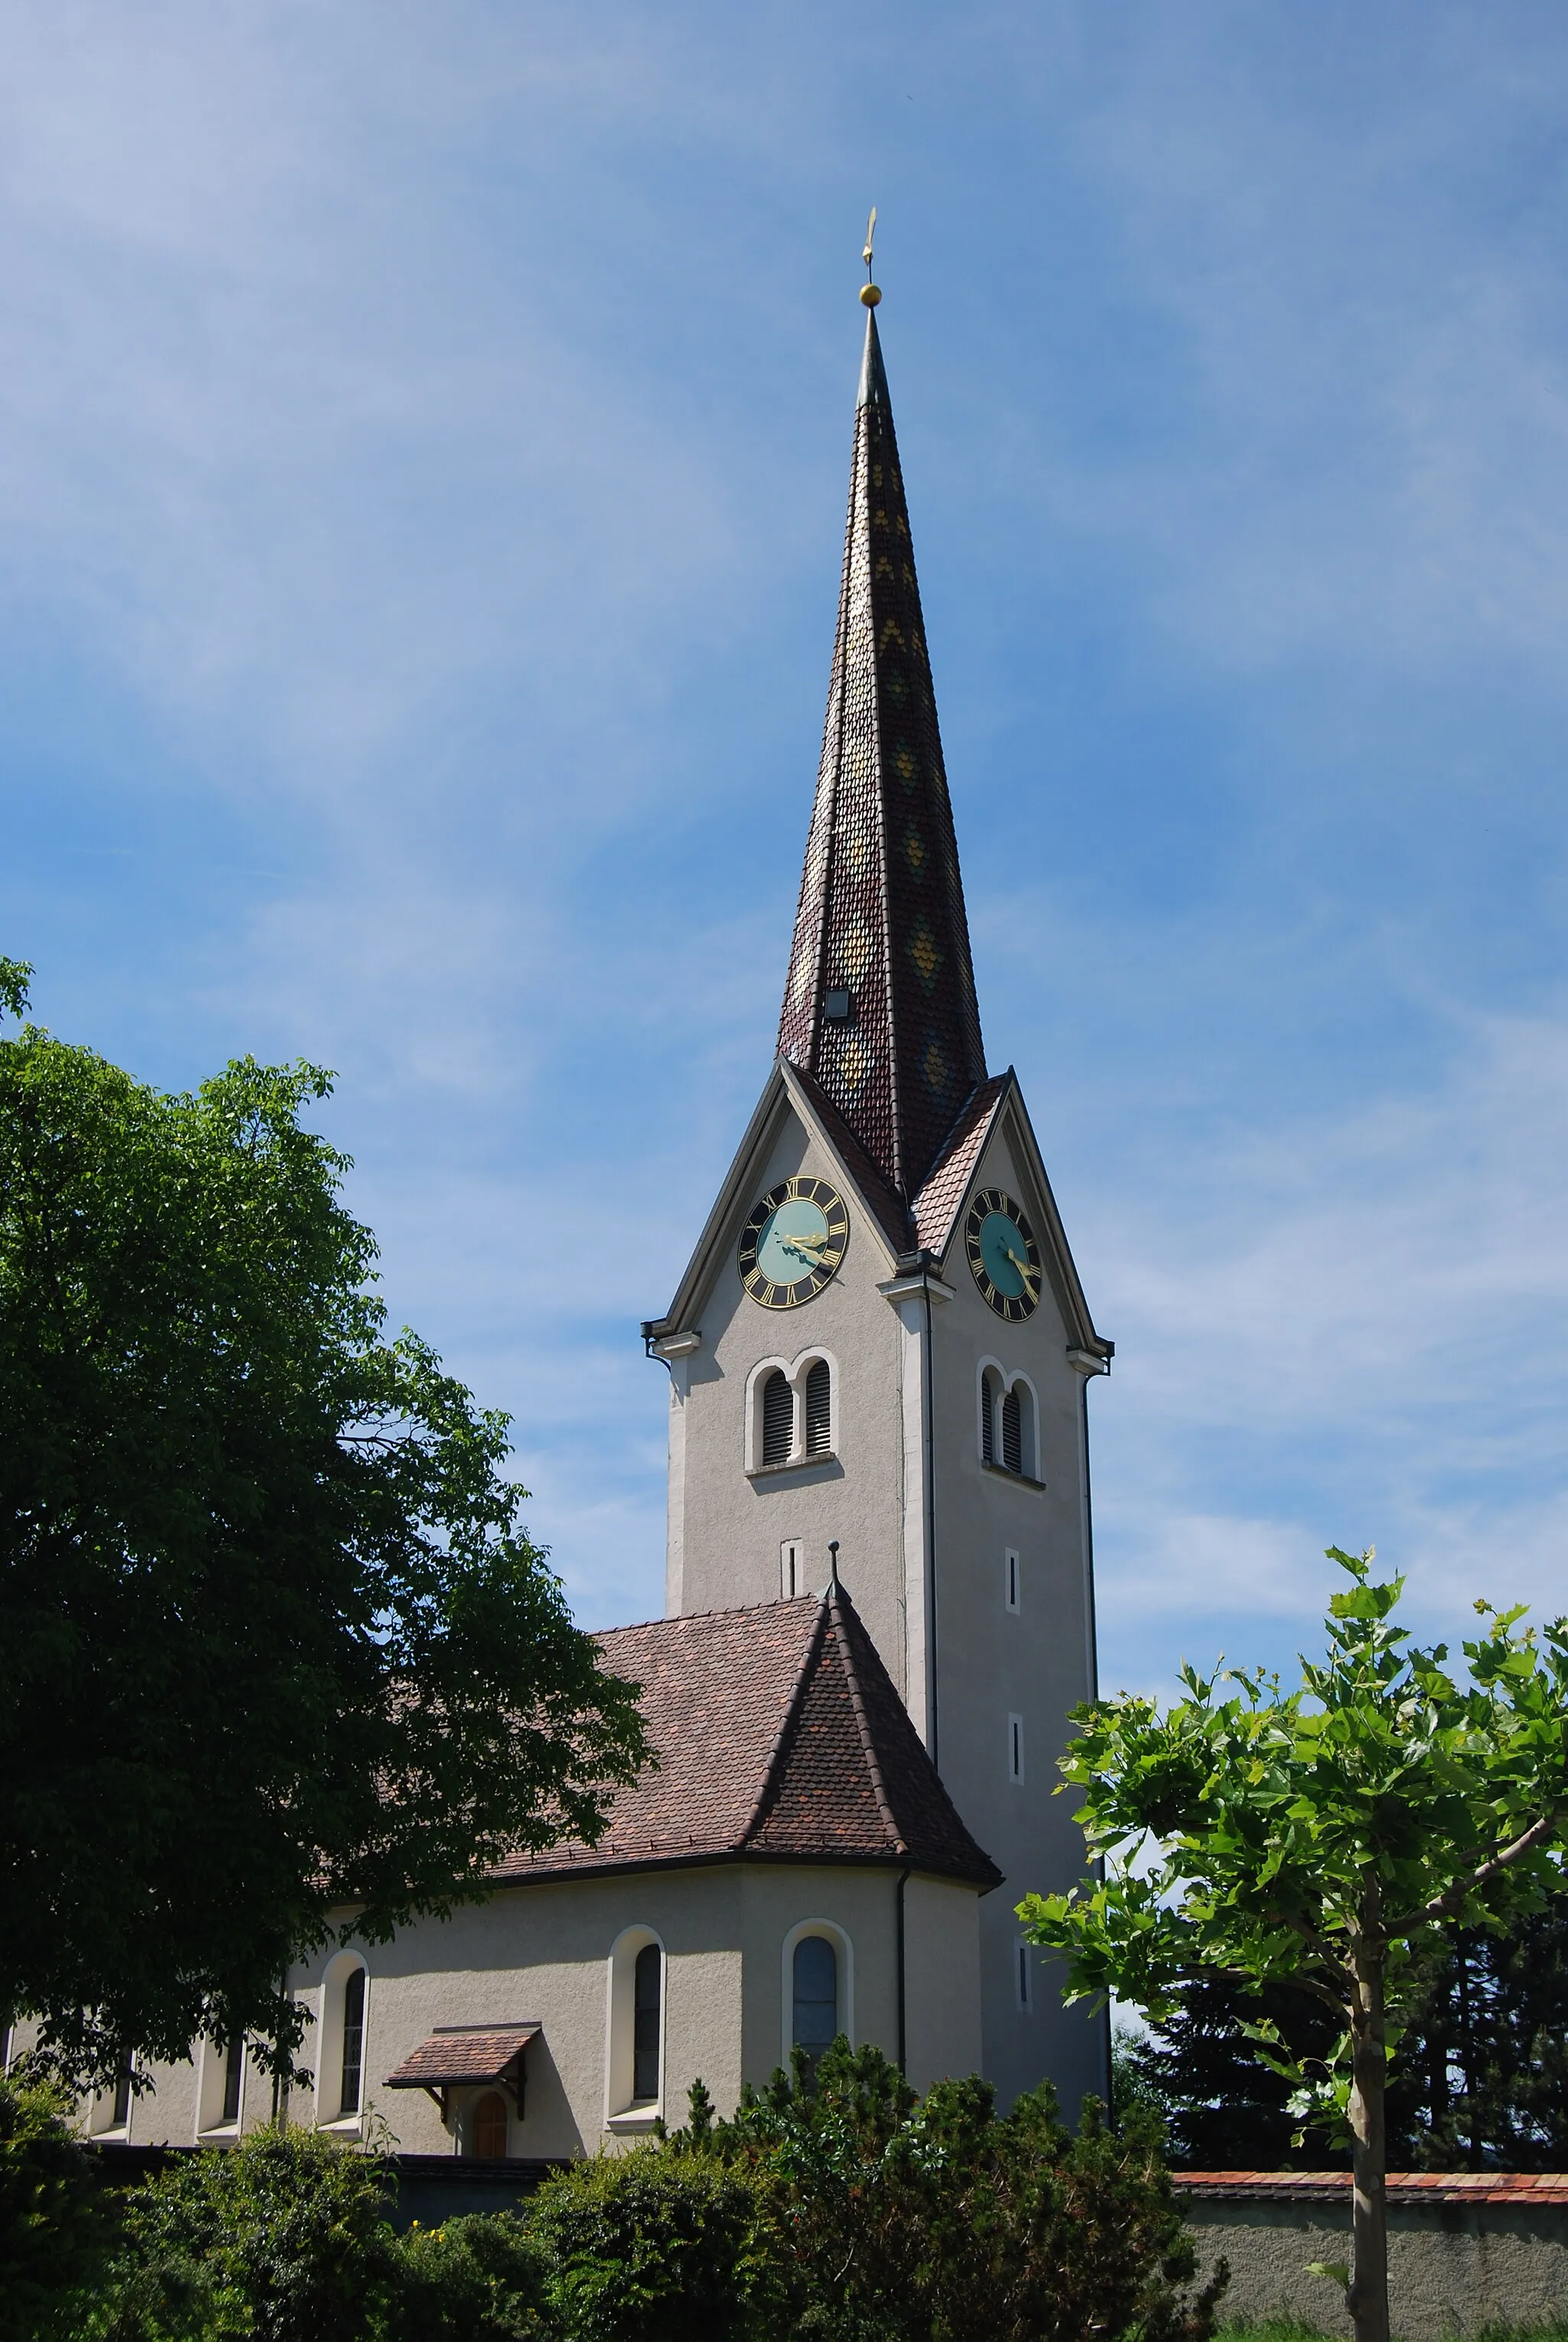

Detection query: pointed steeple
(777, 296), (988, 1202)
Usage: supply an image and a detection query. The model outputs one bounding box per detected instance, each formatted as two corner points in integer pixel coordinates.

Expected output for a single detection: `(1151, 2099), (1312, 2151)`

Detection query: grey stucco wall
(1183, 2193), (1568, 2339)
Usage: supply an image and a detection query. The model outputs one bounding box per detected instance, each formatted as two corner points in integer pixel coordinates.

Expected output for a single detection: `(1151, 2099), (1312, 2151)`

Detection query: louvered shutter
(761, 1370), (793, 1465)
(804, 1359), (831, 1455)
(1001, 1386), (1023, 1475)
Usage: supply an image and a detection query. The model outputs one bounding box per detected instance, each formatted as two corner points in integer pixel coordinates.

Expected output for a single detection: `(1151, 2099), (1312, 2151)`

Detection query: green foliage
(392, 2213), (553, 2340)
(0, 2074), (113, 2341)
(524, 2148), (773, 2342)
(1126, 1903), (1568, 2172)
(1021, 1552), (1568, 2143)
(98, 2125), (402, 2340)
(0, 972), (647, 2087)
(1021, 1550), (1568, 2342)
(670, 2039), (1227, 2342)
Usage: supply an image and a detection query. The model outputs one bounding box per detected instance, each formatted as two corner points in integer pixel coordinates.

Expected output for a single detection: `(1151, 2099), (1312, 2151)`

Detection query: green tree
(99, 2124), (401, 2340)
(1021, 1550), (1568, 2342)
(0, 961), (646, 2087)
(524, 2148), (773, 2342)
(1125, 1901), (1568, 2174)
(0, 2074), (114, 2341)
(676, 2040), (1226, 2342)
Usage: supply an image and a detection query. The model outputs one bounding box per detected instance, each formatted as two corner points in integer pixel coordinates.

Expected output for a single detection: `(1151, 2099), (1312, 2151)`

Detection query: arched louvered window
(981, 1368), (1001, 1467)
(632, 1942), (662, 2102)
(792, 1934), (838, 2068)
(804, 1359), (831, 1457)
(761, 1370), (793, 1465)
(1001, 1386), (1023, 1475)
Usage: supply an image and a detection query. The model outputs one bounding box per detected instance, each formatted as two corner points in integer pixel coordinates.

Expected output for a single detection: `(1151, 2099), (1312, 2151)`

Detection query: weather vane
(861, 207), (880, 309)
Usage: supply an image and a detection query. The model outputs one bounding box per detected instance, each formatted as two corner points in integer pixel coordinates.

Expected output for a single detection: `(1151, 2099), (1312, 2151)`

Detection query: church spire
(777, 290), (988, 1202)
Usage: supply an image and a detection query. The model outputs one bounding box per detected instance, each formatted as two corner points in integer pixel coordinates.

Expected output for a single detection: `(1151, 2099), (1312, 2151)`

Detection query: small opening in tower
(823, 988), (852, 1022)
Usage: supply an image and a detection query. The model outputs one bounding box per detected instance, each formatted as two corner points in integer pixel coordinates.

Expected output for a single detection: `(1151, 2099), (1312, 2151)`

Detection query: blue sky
(5, 1), (1568, 1699)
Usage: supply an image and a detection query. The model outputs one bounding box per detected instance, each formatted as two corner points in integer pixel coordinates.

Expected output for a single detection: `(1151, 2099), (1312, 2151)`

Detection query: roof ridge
(736, 1596), (831, 1849)
(827, 1589), (906, 1856)
(596, 1592), (820, 1639)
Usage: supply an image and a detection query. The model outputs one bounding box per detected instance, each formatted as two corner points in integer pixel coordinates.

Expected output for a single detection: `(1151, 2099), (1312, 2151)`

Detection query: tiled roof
(384, 2023), (540, 2089)
(910, 1073), (1010, 1259)
(1174, 2172), (1568, 2206)
(776, 304), (989, 1203)
(491, 1586), (1000, 1891)
(790, 1064), (913, 1258)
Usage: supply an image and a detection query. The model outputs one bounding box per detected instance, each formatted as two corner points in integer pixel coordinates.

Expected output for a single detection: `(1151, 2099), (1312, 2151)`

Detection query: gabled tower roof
(777, 299), (988, 1202)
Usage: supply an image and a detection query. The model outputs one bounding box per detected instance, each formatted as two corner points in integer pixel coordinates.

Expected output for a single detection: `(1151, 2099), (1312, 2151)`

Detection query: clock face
(965, 1188), (1042, 1321)
(739, 1176), (849, 1308)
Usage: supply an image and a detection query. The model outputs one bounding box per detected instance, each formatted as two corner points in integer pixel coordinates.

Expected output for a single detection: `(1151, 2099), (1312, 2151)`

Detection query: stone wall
(1175, 2174), (1568, 2339)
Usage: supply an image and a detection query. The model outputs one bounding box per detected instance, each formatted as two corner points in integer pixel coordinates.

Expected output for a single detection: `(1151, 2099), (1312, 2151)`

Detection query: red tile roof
(1174, 2171), (1568, 2206)
(491, 1587), (1000, 1891)
(911, 1073), (1009, 1259)
(384, 2023), (539, 2089)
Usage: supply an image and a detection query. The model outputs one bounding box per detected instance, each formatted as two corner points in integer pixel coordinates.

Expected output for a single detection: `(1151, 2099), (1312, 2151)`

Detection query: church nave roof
(491, 1582), (1000, 1891)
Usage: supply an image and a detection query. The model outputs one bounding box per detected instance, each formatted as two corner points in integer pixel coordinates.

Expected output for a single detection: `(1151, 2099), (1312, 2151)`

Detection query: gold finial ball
(860, 283), (881, 307)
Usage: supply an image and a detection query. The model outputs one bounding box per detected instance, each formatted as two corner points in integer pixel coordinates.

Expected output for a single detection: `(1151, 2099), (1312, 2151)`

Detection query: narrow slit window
(220, 2038), (243, 2125)
(760, 1370), (792, 1466)
(792, 1935), (838, 2070)
(804, 1360), (831, 1456)
(632, 1942), (662, 2103)
(1001, 1386), (1023, 1475)
(781, 1540), (803, 1599)
(1005, 1548), (1021, 1613)
(338, 1968), (366, 2116)
(1016, 1941), (1034, 2012)
(1008, 1713), (1025, 1784)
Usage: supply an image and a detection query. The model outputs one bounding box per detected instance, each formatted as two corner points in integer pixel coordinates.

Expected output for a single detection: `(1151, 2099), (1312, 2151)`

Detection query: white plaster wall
(671, 1101), (912, 1704)
(902, 1874), (982, 2092)
(64, 1862), (988, 2154)
(923, 1117), (1106, 2120)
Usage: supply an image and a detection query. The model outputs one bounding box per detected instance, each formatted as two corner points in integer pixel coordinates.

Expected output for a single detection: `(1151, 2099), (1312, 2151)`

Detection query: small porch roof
(384, 2022), (539, 2090)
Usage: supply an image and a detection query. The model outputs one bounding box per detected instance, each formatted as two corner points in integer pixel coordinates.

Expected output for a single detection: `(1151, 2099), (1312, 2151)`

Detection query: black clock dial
(964, 1187), (1042, 1321)
(739, 1175), (849, 1308)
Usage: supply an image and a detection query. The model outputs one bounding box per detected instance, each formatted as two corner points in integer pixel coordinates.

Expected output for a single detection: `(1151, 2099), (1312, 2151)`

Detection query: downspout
(1079, 1367), (1113, 2114)
(922, 1267), (938, 1772)
(896, 1865), (912, 2077)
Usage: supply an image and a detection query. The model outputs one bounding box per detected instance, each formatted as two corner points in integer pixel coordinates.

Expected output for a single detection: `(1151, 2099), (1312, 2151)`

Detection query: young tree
(0, 961), (646, 2088)
(1020, 1550), (1568, 2342)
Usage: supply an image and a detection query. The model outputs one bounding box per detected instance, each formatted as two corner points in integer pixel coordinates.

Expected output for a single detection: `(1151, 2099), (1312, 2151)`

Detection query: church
(76, 287), (1114, 2161)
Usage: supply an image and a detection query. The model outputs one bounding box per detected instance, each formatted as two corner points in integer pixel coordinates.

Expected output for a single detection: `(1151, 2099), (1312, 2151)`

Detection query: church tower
(643, 289), (1112, 2115)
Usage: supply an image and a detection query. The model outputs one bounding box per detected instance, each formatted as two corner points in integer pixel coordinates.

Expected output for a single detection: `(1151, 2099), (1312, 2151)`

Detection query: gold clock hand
(779, 1229), (833, 1259)
(1004, 1245), (1036, 1280)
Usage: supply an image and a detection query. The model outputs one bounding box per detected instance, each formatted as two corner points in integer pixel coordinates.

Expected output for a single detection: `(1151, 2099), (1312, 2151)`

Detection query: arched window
(760, 1370), (792, 1466)
(220, 2038), (244, 2126)
(804, 1359), (831, 1457)
(471, 2092), (508, 2157)
(338, 1966), (366, 2116)
(792, 1934), (838, 2068)
(1001, 1386), (1022, 1475)
(606, 1927), (665, 2125)
(633, 1942), (662, 2103)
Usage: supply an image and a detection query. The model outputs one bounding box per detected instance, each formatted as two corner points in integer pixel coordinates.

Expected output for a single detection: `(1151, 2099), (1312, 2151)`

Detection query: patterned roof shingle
(1174, 2172), (1568, 2206)
(384, 2023), (540, 2089)
(490, 1586), (999, 1891)
(777, 305), (989, 1203)
(910, 1073), (1010, 1260)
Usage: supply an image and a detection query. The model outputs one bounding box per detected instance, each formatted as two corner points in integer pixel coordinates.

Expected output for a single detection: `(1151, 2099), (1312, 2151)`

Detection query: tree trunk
(1346, 1908), (1390, 2342)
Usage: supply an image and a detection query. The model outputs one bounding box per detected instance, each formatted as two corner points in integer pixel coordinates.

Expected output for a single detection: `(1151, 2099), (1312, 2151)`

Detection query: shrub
(0, 2074), (113, 2342)
(675, 2040), (1229, 2342)
(99, 2124), (402, 2342)
(394, 2213), (554, 2341)
(524, 2147), (777, 2342)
